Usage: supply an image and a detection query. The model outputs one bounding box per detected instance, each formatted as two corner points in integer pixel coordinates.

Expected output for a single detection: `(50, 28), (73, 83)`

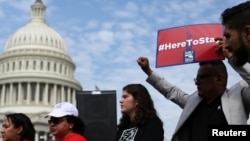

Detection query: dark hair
(221, 1), (250, 31)
(199, 60), (228, 85)
(6, 113), (35, 141)
(65, 115), (85, 136)
(118, 84), (160, 129)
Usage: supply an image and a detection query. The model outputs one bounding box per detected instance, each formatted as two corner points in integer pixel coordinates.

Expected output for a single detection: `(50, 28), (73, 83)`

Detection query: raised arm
(137, 56), (189, 108)
(137, 57), (153, 76)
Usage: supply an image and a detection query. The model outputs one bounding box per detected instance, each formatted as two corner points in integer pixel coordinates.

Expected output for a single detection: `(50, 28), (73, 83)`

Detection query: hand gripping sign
(156, 23), (224, 68)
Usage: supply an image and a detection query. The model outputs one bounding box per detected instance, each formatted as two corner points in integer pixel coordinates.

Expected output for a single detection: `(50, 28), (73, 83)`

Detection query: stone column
(18, 83), (22, 104)
(61, 85), (64, 102)
(44, 83), (48, 105)
(53, 84), (57, 104)
(35, 83), (40, 104)
(1, 84), (6, 106)
(27, 82), (31, 104)
(9, 83), (13, 105)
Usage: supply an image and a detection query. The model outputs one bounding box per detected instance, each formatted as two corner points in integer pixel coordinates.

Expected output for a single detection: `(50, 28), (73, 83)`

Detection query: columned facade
(0, 82), (76, 106)
(0, 0), (82, 141)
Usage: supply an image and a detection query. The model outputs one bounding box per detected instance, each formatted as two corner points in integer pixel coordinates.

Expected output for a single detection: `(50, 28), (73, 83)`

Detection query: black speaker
(76, 90), (117, 141)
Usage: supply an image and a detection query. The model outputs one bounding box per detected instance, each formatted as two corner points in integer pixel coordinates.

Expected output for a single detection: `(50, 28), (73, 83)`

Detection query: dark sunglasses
(194, 73), (218, 83)
(48, 117), (65, 125)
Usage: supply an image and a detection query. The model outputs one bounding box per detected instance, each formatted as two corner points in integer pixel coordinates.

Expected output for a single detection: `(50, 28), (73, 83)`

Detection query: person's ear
(243, 25), (250, 40)
(69, 123), (74, 129)
(17, 126), (23, 135)
(135, 101), (139, 107)
(216, 74), (224, 83)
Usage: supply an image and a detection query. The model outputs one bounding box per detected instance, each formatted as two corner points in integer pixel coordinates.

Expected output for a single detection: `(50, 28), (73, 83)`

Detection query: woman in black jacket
(116, 83), (164, 141)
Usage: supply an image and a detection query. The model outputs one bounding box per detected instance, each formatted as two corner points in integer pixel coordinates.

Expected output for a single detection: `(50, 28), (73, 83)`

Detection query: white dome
(0, 1), (82, 140)
(4, 0), (67, 54)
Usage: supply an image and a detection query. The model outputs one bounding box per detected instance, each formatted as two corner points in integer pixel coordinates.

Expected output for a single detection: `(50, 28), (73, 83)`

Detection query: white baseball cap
(47, 102), (79, 117)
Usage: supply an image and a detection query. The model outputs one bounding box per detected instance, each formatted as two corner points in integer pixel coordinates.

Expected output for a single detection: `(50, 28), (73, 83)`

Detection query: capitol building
(0, 0), (82, 140)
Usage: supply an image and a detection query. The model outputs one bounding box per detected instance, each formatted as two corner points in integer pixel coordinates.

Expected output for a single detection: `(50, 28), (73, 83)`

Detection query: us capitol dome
(0, 0), (82, 140)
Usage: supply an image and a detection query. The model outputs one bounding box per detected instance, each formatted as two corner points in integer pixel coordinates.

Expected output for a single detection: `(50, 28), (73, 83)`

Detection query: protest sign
(156, 23), (224, 68)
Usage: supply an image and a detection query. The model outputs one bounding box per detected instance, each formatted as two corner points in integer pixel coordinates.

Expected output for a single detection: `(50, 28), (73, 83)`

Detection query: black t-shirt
(115, 116), (164, 141)
(179, 96), (228, 141)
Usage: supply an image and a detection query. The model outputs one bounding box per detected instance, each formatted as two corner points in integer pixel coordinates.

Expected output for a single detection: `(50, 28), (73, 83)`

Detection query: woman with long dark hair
(116, 83), (164, 141)
(1, 113), (36, 141)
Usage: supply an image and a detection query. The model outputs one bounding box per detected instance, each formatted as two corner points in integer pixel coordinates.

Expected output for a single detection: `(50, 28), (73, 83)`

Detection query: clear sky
(0, 0), (248, 140)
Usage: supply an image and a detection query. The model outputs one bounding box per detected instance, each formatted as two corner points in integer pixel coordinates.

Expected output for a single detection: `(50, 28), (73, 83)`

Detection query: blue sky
(0, 0), (248, 140)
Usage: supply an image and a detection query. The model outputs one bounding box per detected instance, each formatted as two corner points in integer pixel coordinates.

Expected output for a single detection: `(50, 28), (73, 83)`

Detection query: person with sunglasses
(1, 113), (36, 141)
(137, 56), (250, 141)
(46, 102), (87, 141)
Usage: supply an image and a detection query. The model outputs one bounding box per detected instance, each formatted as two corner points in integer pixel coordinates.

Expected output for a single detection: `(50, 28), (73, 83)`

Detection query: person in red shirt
(46, 102), (87, 141)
